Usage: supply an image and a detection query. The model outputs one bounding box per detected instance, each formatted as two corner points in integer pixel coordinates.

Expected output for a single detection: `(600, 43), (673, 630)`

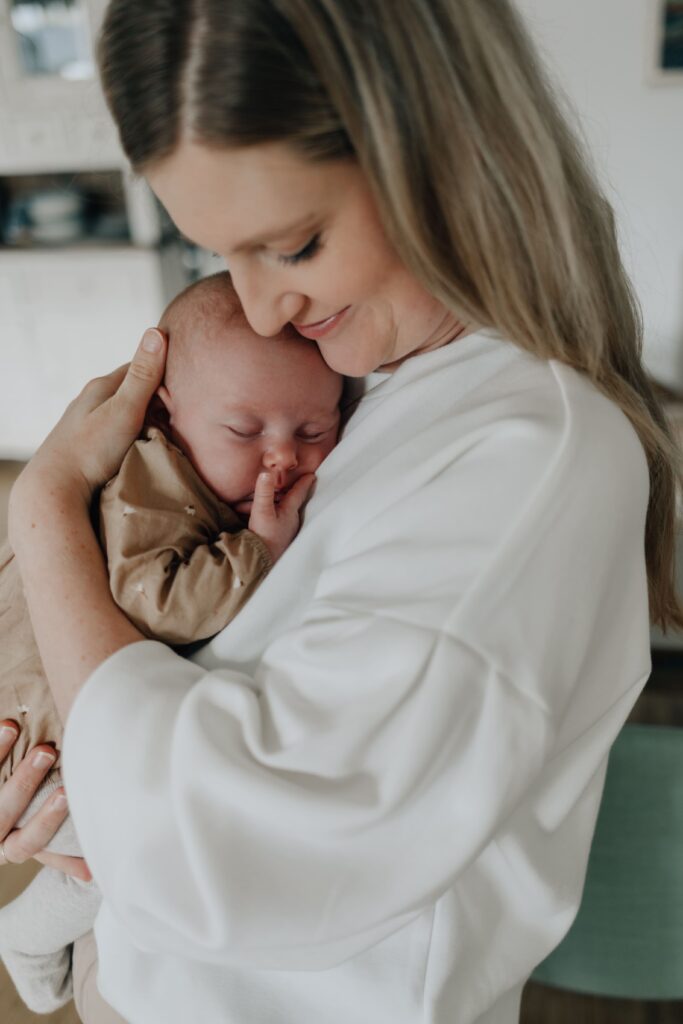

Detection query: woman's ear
(145, 385), (173, 433)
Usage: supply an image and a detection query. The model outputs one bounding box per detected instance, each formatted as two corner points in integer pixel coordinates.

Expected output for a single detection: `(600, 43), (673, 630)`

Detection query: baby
(0, 271), (343, 1013)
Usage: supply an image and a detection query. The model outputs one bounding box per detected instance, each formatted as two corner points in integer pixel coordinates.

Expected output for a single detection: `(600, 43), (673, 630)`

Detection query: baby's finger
(0, 720), (20, 766)
(280, 473), (316, 515)
(0, 744), (57, 844)
(249, 472), (277, 524)
(34, 850), (92, 883)
(2, 786), (67, 865)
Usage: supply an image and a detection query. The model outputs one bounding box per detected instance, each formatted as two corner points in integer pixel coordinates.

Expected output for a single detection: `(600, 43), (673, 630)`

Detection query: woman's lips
(292, 306), (350, 340)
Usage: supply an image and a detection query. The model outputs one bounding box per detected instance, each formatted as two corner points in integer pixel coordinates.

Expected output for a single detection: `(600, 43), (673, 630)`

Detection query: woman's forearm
(8, 336), (166, 723)
(11, 475), (143, 723)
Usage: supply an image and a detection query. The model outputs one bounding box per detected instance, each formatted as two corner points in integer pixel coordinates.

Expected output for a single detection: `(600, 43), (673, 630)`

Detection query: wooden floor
(0, 460), (681, 1022)
(521, 982), (682, 1022)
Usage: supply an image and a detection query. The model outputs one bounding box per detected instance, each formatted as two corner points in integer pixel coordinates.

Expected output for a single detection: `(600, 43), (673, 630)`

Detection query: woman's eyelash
(278, 234), (322, 266)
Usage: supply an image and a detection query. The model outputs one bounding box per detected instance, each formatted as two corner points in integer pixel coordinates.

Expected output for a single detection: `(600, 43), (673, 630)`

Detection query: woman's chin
(318, 343), (383, 378)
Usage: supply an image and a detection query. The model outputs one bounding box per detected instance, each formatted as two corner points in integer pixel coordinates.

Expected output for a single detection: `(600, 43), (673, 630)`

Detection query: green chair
(532, 723), (683, 1000)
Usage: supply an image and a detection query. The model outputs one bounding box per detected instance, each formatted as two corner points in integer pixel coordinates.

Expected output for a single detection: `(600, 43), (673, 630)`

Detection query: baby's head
(156, 272), (343, 516)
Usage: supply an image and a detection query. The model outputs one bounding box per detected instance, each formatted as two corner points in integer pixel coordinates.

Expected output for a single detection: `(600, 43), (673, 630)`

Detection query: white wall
(516, 0), (683, 386)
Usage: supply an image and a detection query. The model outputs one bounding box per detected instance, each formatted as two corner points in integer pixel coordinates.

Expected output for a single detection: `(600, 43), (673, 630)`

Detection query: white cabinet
(0, 1), (191, 458)
(0, 246), (181, 458)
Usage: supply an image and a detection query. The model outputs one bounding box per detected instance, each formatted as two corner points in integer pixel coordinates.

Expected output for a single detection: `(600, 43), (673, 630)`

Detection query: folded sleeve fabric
(62, 333), (652, 1024)
(98, 427), (272, 644)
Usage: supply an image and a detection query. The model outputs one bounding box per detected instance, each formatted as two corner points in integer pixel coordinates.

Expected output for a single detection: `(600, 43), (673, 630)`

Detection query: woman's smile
(292, 306), (351, 340)
(146, 142), (465, 377)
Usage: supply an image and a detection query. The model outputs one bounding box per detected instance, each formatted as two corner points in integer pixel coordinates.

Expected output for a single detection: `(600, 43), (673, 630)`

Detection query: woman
(1, 1), (679, 1022)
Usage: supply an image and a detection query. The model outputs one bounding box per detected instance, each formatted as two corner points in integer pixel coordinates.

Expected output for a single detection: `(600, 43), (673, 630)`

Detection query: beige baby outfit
(0, 426), (272, 1013)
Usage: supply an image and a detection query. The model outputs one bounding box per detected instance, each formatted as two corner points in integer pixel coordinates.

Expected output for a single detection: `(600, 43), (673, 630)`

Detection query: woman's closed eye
(278, 233), (322, 266)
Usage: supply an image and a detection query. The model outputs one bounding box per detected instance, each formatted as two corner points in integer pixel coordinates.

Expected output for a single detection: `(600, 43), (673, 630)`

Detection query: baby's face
(161, 326), (342, 516)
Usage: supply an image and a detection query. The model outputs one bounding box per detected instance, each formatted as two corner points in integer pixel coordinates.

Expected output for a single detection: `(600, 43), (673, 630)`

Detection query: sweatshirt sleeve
(99, 432), (272, 644)
(62, 386), (650, 971)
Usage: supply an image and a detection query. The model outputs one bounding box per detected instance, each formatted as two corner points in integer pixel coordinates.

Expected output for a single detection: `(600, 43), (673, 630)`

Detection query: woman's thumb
(120, 329), (167, 407)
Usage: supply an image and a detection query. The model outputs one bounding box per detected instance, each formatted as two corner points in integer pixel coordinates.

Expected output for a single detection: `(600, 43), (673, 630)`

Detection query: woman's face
(147, 142), (463, 376)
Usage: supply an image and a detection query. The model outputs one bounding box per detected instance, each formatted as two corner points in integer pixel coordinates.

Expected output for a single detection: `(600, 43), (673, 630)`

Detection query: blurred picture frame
(648, 0), (683, 83)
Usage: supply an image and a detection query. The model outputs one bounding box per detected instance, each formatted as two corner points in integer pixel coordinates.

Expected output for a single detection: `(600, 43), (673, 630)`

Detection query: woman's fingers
(34, 850), (92, 883)
(78, 364), (130, 411)
(2, 785), (69, 866)
(0, 720), (20, 765)
(12, 328), (167, 516)
(0, 737), (89, 879)
(0, 743), (57, 847)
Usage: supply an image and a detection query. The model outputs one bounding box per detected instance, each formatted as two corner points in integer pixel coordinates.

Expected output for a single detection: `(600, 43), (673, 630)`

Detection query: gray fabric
(0, 769), (101, 1012)
(0, 867), (101, 1013)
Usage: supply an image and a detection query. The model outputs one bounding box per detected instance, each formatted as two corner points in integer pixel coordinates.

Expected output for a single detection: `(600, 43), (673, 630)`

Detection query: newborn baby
(0, 271), (343, 1013)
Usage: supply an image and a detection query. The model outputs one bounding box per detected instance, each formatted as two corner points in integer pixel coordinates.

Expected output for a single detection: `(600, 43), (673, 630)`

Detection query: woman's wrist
(9, 462), (91, 557)
(5, 334), (166, 723)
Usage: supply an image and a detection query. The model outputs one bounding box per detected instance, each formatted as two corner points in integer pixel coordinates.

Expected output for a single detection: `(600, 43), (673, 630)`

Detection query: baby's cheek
(312, 443), (336, 469)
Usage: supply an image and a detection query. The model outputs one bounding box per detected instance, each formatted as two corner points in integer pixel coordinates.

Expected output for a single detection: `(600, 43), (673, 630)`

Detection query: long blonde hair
(99, 0), (682, 628)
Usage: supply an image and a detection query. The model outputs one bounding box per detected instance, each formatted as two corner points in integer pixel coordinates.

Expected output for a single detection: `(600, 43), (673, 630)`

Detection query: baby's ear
(145, 385), (173, 433)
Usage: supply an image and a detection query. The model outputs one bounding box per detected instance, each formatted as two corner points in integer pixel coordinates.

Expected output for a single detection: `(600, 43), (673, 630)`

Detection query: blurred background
(0, 0), (681, 455)
(0, 1), (681, 1021)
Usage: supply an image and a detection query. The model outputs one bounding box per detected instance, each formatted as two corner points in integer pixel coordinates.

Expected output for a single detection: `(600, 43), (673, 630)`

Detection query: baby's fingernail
(141, 329), (162, 353)
(52, 793), (68, 811)
(32, 751), (55, 769)
(0, 725), (18, 742)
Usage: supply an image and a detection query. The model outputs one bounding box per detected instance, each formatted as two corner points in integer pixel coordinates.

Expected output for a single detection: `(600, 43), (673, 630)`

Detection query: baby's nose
(263, 443), (298, 478)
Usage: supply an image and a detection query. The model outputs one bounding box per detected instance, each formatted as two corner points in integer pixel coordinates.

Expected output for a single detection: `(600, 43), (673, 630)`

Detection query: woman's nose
(230, 266), (305, 336)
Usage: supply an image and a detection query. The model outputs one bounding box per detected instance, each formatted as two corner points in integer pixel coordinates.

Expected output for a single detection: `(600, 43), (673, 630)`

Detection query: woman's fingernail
(0, 725), (18, 743)
(32, 751), (55, 769)
(142, 329), (162, 353)
(52, 794), (68, 811)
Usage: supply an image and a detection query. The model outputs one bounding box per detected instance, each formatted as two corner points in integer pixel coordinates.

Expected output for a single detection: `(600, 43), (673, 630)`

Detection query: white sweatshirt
(63, 330), (651, 1024)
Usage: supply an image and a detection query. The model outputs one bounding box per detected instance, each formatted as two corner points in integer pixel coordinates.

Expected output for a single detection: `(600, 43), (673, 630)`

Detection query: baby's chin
(232, 498), (253, 519)
(195, 471), (248, 516)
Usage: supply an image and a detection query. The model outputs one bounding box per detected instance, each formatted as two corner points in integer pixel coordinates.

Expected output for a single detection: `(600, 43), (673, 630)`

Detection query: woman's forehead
(146, 140), (359, 253)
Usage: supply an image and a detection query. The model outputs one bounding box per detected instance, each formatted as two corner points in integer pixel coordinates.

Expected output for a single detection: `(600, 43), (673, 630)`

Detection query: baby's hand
(248, 471), (316, 562)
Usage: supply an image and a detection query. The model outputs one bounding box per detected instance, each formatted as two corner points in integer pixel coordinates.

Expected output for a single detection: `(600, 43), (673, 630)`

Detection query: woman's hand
(0, 721), (91, 882)
(9, 328), (167, 547)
